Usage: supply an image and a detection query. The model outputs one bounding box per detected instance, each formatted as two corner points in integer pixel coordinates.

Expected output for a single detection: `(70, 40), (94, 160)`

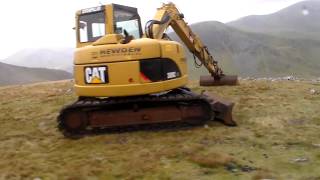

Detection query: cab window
(113, 5), (142, 39)
(79, 10), (105, 43)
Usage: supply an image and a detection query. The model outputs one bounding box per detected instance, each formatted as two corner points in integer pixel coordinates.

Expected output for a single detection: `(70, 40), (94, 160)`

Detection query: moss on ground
(0, 80), (320, 179)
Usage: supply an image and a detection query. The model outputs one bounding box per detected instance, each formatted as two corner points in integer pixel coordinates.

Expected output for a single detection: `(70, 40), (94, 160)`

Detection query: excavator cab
(76, 4), (143, 47)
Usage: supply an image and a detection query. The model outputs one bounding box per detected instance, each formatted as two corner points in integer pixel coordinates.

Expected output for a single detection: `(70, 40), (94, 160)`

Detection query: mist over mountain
(0, 62), (72, 86)
(2, 0), (319, 80)
(228, 0), (320, 40)
(2, 48), (74, 73)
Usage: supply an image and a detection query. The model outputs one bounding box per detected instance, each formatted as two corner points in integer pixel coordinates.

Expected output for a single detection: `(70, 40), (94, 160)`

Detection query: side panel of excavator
(74, 39), (189, 97)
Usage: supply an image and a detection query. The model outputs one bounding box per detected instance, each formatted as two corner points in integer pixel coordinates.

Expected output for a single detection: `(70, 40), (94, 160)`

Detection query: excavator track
(57, 88), (236, 138)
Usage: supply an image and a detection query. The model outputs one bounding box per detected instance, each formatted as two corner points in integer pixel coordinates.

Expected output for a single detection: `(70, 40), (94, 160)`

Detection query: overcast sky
(0, 0), (305, 59)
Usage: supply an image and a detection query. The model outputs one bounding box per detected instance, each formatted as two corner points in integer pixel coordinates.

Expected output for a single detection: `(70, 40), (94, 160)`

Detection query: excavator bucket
(200, 75), (238, 86)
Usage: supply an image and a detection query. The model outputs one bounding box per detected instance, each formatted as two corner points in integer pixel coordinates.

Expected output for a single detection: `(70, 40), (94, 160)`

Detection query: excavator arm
(145, 3), (238, 86)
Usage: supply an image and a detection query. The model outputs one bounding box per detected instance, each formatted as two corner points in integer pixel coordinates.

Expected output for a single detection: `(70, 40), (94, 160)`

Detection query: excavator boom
(145, 3), (238, 86)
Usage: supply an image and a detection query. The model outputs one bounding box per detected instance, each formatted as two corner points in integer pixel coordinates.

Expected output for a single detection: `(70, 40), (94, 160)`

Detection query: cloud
(0, 0), (305, 59)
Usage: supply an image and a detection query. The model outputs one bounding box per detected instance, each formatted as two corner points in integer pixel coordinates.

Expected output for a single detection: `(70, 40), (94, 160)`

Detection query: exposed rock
(284, 76), (295, 81)
(241, 165), (257, 172)
(292, 157), (309, 163)
(65, 88), (73, 94)
(312, 143), (320, 148)
(310, 89), (318, 95)
(225, 162), (257, 173)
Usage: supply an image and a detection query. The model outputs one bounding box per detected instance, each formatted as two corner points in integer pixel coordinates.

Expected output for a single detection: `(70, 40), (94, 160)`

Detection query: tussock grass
(252, 169), (276, 180)
(189, 152), (234, 168)
(1, 80), (320, 179)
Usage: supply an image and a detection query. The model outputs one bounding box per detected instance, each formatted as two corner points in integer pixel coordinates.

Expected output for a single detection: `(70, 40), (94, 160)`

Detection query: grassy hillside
(228, 0), (320, 40)
(0, 62), (72, 86)
(170, 21), (320, 79)
(1, 80), (320, 179)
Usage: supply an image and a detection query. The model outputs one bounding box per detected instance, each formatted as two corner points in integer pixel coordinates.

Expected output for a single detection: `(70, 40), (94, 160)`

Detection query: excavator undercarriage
(58, 88), (236, 138)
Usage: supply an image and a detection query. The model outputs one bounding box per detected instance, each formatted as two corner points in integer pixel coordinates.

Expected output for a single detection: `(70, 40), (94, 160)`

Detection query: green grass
(0, 80), (320, 179)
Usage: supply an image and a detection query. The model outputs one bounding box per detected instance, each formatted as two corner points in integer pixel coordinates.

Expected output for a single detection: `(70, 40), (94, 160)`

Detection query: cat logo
(85, 66), (108, 84)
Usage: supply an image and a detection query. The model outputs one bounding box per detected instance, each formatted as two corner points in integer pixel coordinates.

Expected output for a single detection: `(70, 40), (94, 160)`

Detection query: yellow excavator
(58, 3), (238, 137)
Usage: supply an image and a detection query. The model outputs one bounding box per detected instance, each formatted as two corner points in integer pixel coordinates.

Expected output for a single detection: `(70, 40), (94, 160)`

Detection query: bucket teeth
(200, 75), (238, 86)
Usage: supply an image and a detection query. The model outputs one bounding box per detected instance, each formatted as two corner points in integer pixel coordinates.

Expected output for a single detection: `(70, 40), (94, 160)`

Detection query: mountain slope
(1, 80), (320, 179)
(2, 48), (74, 72)
(228, 0), (320, 40)
(169, 21), (320, 78)
(0, 62), (72, 86)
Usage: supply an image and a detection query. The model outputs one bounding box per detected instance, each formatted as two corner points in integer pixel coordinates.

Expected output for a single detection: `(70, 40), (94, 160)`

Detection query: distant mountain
(2, 48), (74, 73)
(228, 0), (320, 40)
(2, 1), (319, 79)
(0, 62), (72, 86)
(169, 21), (320, 78)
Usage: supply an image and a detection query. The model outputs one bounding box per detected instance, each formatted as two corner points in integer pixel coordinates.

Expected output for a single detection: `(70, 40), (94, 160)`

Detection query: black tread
(57, 88), (213, 138)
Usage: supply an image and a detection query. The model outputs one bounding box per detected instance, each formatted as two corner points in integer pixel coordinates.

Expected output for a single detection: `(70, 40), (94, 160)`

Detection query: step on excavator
(58, 3), (238, 138)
